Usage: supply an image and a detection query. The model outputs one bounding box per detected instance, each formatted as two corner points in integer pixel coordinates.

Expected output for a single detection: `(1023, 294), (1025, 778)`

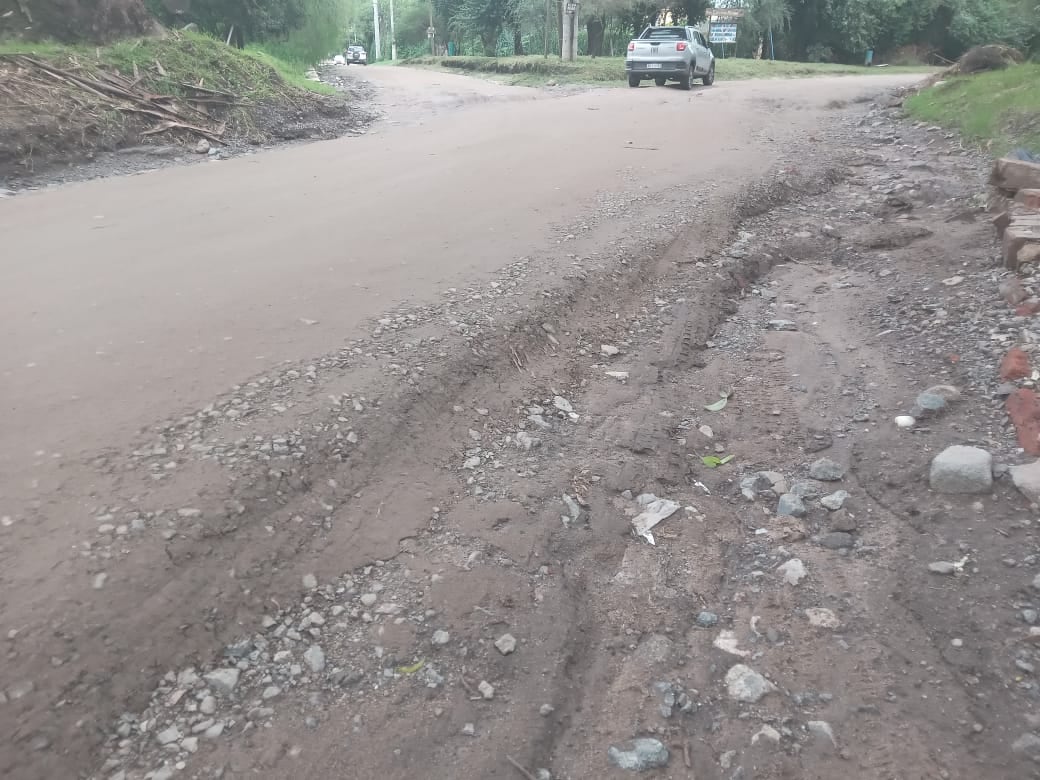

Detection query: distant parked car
(345, 45), (368, 65)
(625, 26), (715, 90)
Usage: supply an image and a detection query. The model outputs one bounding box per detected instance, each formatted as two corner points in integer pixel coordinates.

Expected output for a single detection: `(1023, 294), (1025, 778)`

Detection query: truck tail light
(628, 42), (635, 51)
(676, 42), (687, 51)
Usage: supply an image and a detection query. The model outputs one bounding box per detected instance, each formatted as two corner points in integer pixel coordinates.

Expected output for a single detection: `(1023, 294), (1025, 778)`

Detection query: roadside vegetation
(0, 30), (364, 179)
(403, 54), (933, 86)
(906, 62), (1040, 153)
(0, 31), (336, 97)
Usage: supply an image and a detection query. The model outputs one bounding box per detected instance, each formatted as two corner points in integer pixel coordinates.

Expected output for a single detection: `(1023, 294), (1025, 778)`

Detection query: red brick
(1007, 389), (1040, 455)
(1017, 189), (1040, 211)
(1001, 347), (1032, 380)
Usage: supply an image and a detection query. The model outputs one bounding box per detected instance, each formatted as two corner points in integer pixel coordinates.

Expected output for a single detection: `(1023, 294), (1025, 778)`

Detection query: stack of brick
(992, 157), (1040, 454)
(991, 157), (1040, 269)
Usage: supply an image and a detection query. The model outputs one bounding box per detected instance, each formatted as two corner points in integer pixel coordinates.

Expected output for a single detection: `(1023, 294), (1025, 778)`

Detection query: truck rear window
(641, 28), (686, 40)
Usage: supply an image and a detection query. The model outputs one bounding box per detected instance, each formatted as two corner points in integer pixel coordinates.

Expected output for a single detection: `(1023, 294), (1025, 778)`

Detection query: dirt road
(6, 65), (1038, 780)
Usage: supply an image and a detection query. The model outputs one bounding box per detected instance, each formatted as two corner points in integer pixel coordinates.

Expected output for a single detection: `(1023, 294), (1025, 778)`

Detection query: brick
(1001, 347), (1031, 380)
(1008, 389), (1040, 455)
(1017, 189), (1040, 211)
(1004, 215), (1040, 269)
(992, 157), (1040, 194)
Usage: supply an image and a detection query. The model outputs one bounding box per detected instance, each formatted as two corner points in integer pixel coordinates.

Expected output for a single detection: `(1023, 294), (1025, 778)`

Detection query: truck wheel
(679, 67), (692, 90)
(703, 62), (715, 85)
(628, 74), (641, 88)
(654, 77), (666, 86)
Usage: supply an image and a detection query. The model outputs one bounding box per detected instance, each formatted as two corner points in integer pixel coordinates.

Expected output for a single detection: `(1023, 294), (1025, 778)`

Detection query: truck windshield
(641, 28), (686, 40)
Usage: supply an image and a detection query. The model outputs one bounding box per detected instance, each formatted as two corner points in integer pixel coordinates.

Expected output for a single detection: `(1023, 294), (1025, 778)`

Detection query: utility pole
(429, 2), (435, 55)
(561, 0), (578, 61)
(389, 0), (397, 60)
(372, 0), (381, 60)
(543, 0), (550, 58)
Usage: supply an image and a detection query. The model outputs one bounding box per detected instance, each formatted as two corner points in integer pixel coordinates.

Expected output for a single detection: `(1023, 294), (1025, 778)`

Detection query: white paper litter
(631, 497), (680, 545)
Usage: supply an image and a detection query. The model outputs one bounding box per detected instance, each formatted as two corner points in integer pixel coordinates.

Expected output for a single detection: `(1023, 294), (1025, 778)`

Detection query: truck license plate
(646, 63), (662, 69)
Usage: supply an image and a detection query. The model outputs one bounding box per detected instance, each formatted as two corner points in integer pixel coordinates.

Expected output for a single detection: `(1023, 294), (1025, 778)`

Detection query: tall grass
(906, 63), (1040, 153)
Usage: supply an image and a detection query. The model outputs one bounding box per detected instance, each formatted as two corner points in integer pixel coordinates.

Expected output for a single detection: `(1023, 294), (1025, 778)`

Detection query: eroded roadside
(83, 99), (1040, 780)
(8, 76), (1039, 780)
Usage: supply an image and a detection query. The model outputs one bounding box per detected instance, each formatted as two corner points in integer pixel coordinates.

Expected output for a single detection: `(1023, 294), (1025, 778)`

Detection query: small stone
(1024, 609), (1039, 625)
(829, 509), (858, 532)
(432, 630), (450, 645)
(204, 722), (225, 739)
(204, 668), (240, 695)
(777, 493), (806, 518)
(553, 396), (574, 414)
(766, 319), (797, 331)
(915, 392), (947, 414)
(809, 458), (845, 481)
(156, 726), (181, 746)
(895, 415), (916, 429)
(360, 593), (378, 607)
(789, 480), (823, 499)
(607, 738), (670, 771)
(195, 139), (211, 154)
(462, 722), (476, 736)
(303, 645), (326, 674)
(820, 490), (849, 511)
(805, 608), (841, 629)
(929, 446), (993, 494)
(808, 720), (837, 748)
(725, 664), (776, 703)
(478, 680), (495, 699)
(199, 695), (217, 714)
(7, 681), (33, 700)
(752, 724), (781, 745)
(696, 611), (719, 627)
(1013, 733), (1040, 759)
(1011, 461), (1040, 505)
(928, 561), (958, 575)
(777, 558), (807, 586)
(601, 344), (620, 356)
(262, 686), (282, 700)
(92, 572), (108, 590)
(302, 573), (318, 589)
(495, 633), (517, 655)
(181, 736), (199, 753)
(539, 703), (554, 716)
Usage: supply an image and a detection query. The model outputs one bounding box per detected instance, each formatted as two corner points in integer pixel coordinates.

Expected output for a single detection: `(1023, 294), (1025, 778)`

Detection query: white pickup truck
(625, 26), (716, 90)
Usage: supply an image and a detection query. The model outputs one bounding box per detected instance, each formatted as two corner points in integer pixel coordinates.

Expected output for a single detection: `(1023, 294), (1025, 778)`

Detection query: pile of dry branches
(0, 53), (236, 145)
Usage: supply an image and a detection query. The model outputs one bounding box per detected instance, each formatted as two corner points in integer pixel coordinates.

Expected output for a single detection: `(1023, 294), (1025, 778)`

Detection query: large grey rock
(725, 664), (776, 703)
(1011, 461), (1040, 504)
(809, 458), (846, 481)
(777, 493), (806, 518)
(820, 490), (849, 511)
(929, 446), (993, 494)
(203, 668), (240, 695)
(608, 738), (670, 771)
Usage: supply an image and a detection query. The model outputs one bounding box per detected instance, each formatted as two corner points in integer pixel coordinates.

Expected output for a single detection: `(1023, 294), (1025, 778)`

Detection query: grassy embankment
(402, 54), (933, 87)
(905, 63), (1040, 153)
(0, 30), (336, 97)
